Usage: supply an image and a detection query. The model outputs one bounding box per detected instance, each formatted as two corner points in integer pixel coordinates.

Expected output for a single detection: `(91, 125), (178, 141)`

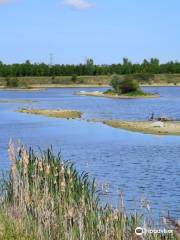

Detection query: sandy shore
(17, 109), (82, 119)
(30, 84), (109, 88)
(77, 91), (159, 99)
(102, 120), (180, 135)
(0, 99), (37, 103)
(0, 87), (45, 91)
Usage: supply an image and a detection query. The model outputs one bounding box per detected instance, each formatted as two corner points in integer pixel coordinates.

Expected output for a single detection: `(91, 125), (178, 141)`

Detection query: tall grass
(0, 140), (179, 240)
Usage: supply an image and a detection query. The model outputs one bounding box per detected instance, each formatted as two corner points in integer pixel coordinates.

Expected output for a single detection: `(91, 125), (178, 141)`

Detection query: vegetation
(104, 74), (150, 97)
(17, 108), (82, 119)
(1, 74), (180, 88)
(71, 74), (78, 83)
(5, 76), (30, 88)
(110, 74), (139, 94)
(6, 77), (19, 88)
(0, 141), (178, 240)
(1, 58), (180, 78)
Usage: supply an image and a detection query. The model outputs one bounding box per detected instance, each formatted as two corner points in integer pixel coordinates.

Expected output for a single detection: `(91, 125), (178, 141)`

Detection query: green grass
(0, 141), (179, 240)
(103, 89), (154, 97)
(0, 210), (34, 240)
(103, 89), (115, 95)
(123, 89), (151, 96)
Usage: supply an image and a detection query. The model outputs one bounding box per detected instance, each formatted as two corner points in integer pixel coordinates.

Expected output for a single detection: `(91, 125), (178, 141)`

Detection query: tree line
(1, 58), (180, 77)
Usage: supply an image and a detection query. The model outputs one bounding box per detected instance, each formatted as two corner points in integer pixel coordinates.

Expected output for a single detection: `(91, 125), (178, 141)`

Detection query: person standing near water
(150, 112), (154, 121)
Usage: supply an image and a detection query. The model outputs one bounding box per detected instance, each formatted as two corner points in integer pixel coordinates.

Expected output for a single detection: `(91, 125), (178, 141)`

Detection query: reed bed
(0, 140), (179, 240)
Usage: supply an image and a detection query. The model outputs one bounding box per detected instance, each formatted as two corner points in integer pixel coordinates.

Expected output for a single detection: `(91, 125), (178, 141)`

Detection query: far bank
(1, 73), (180, 89)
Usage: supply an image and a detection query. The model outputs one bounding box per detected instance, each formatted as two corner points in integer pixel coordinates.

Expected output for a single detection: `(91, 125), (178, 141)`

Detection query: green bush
(119, 78), (139, 94)
(110, 74), (123, 93)
(110, 75), (139, 94)
(71, 74), (78, 83)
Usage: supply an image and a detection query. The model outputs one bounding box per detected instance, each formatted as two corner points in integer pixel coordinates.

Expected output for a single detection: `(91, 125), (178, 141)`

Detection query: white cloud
(63, 0), (92, 10)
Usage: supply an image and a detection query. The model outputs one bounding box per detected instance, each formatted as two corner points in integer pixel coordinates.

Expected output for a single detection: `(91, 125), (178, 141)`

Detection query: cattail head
(61, 165), (65, 175)
(67, 167), (71, 176)
(23, 149), (29, 166)
(9, 139), (15, 163)
(61, 180), (66, 192)
(38, 161), (43, 172)
(45, 164), (50, 175)
(114, 208), (119, 222)
(68, 207), (75, 218)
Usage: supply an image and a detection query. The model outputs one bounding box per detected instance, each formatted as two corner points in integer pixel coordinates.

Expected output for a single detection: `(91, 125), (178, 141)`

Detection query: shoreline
(0, 87), (45, 91)
(102, 120), (180, 135)
(0, 83), (180, 91)
(76, 91), (159, 99)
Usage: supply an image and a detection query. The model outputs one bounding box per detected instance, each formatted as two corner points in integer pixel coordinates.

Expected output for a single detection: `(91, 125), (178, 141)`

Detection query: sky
(0, 0), (180, 64)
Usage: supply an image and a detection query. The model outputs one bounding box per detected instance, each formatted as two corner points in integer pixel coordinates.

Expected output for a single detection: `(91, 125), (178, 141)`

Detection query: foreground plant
(0, 140), (179, 240)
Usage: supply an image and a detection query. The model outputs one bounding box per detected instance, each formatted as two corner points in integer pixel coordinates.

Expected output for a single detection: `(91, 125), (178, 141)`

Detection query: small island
(102, 120), (180, 135)
(17, 108), (82, 119)
(77, 75), (159, 99)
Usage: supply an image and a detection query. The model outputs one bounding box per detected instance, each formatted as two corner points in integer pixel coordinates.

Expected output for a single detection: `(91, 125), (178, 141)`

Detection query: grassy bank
(103, 120), (180, 135)
(0, 141), (179, 240)
(1, 74), (180, 88)
(17, 108), (82, 119)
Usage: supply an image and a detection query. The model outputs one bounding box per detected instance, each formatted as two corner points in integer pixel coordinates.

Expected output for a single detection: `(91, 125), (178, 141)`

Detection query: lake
(0, 86), (180, 220)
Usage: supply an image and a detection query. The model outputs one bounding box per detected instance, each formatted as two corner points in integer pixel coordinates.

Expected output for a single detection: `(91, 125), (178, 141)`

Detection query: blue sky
(0, 0), (179, 64)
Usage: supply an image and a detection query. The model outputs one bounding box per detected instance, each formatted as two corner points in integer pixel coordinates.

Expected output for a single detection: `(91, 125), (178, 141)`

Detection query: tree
(110, 74), (123, 93)
(86, 58), (95, 75)
(110, 75), (139, 94)
(119, 78), (139, 93)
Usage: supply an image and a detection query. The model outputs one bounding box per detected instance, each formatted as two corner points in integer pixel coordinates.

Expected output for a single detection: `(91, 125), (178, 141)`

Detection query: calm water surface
(0, 86), (180, 220)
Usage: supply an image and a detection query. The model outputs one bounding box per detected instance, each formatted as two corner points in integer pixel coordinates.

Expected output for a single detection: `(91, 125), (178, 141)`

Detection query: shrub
(71, 74), (78, 83)
(110, 74), (123, 93)
(119, 78), (139, 94)
(110, 75), (139, 94)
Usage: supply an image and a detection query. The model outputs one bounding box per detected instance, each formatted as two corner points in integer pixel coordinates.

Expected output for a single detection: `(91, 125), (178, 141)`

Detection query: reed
(0, 140), (179, 240)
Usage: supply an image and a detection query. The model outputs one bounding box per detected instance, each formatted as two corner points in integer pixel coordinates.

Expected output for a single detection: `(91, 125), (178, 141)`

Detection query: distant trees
(1, 58), (180, 78)
(86, 58), (95, 75)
